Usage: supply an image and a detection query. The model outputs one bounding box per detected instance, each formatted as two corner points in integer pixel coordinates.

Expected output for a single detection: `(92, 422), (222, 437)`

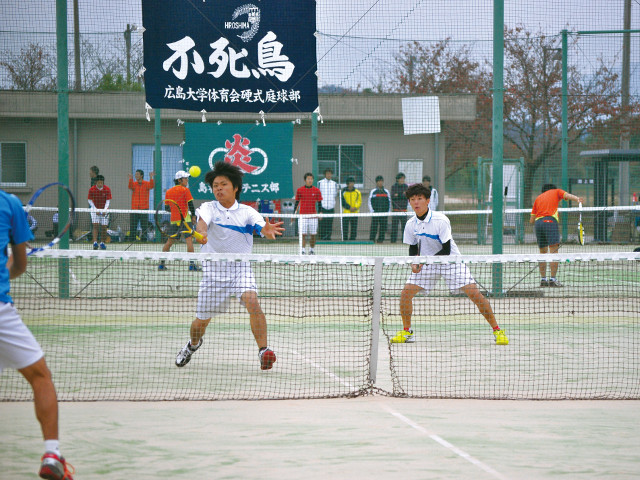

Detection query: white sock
(44, 439), (60, 456)
(309, 248), (315, 253)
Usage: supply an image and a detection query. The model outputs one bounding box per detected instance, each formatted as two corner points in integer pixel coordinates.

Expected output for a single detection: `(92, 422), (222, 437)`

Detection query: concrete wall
(1, 92), (475, 209)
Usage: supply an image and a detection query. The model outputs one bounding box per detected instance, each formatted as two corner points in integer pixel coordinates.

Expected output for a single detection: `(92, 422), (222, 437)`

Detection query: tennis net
(1, 250), (638, 400)
(23, 204), (640, 256)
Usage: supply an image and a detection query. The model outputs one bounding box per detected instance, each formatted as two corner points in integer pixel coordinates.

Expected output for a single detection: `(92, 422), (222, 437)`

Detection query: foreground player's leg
(175, 317), (208, 367)
(242, 291), (276, 370)
(391, 283), (421, 343)
(461, 283), (509, 345)
(20, 358), (75, 480)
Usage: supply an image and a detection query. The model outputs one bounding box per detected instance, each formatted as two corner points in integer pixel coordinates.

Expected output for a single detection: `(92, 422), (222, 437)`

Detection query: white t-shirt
(429, 188), (439, 211)
(403, 209), (460, 256)
(196, 200), (265, 254)
(318, 178), (339, 210)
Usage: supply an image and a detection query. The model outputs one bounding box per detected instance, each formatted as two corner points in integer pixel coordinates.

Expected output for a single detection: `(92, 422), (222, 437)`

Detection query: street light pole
(124, 24), (132, 84)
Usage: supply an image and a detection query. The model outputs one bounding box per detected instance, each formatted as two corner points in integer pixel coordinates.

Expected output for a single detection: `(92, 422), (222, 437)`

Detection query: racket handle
(192, 230), (206, 244)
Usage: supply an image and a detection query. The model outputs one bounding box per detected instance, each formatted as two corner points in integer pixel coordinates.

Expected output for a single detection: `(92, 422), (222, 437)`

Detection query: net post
(369, 257), (383, 384)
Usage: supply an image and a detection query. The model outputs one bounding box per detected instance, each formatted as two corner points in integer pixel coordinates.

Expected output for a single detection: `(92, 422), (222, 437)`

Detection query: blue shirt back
(0, 190), (34, 303)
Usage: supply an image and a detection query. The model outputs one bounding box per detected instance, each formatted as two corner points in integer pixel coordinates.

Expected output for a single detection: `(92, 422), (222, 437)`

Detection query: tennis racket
(578, 202), (584, 246)
(154, 198), (205, 244)
(25, 182), (76, 255)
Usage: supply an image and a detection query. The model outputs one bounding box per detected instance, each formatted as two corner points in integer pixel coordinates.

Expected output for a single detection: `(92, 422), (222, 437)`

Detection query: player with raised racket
(175, 161), (284, 370)
(391, 183), (509, 346)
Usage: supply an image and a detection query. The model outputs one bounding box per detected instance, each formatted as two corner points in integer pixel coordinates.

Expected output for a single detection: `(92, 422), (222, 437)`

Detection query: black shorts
(165, 222), (185, 238)
(535, 217), (560, 248)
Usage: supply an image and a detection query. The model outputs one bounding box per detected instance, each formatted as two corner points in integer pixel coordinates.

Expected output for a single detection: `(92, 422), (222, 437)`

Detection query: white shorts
(299, 217), (318, 235)
(91, 212), (110, 225)
(196, 262), (257, 319)
(0, 302), (44, 373)
(407, 263), (475, 294)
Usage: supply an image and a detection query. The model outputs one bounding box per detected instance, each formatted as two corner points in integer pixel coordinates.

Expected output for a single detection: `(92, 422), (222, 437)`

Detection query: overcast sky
(1, 0), (638, 91)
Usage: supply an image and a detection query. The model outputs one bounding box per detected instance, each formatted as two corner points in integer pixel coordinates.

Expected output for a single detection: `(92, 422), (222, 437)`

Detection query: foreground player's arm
(195, 217), (208, 244)
(8, 243), (28, 279)
(434, 240), (451, 256)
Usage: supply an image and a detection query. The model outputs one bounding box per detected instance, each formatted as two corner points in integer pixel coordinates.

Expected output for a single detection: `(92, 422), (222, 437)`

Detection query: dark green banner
(184, 123), (293, 201)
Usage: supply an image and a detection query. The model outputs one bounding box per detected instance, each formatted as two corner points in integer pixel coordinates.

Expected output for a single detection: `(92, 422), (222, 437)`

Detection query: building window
(318, 144), (364, 186)
(0, 142), (27, 187)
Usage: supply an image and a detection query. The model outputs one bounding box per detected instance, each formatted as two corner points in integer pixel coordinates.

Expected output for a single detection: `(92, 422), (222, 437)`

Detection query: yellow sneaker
(391, 329), (415, 343)
(493, 329), (509, 345)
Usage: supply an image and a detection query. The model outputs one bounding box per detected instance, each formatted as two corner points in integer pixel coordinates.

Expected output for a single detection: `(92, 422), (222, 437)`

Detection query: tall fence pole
(561, 29), (569, 242)
(492, 0), (504, 295)
(56, 0), (70, 298)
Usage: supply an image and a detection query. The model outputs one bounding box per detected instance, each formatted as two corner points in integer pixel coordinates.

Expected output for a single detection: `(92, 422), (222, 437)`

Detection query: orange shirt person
(530, 184), (583, 287)
(127, 169), (154, 241)
(159, 170), (201, 271)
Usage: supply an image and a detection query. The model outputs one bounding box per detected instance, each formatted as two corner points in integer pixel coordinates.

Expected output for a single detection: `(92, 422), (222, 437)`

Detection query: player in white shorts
(175, 161), (284, 371)
(298, 216), (318, 236)
(0, 189), (75, 479)
(391, 183), (509, 346)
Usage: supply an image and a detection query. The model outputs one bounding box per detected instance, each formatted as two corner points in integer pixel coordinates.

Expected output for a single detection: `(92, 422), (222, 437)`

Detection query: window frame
(317, 144), (364, 189)
(0, 141), (27, 187)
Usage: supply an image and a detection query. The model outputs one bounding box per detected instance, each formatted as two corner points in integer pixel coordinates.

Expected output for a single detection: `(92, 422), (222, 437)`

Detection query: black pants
(129, 212), (151, 240)
(369, 216), (388, 242)
(319, 207), (334, 240)
(342, 216), (358, 241)
(390, 212), (407, 243)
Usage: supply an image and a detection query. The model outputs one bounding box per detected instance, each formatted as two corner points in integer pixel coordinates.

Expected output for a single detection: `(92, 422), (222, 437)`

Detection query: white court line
(593, 275), (640, 286)
(382, 405), (509, 480)
(287, 348), (356, 389)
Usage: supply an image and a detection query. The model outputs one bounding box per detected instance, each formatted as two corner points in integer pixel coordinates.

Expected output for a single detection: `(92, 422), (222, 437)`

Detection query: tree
(389, 26), (639, 205)
(502, 26), (630, 203)
(0, 43), (56, 91)
(390, 39), (492, 188)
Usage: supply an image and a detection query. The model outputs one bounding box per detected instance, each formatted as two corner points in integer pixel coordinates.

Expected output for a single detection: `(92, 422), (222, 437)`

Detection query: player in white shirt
(422, 175), (438, 211)
(175, 161), (284, 370)
(391, 183), (508, 345)
(317, 168), (339, 240)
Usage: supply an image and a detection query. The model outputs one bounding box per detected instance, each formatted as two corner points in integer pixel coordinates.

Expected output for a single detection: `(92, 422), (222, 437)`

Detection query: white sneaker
(309, 248), (315, 255)
(175, 339), (202, 367)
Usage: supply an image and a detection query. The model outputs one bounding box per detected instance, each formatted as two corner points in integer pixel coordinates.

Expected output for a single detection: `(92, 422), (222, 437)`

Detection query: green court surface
(1, 397), (639, 479)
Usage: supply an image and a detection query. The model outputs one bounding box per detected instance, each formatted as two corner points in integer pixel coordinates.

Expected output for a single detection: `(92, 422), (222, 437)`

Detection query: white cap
(174, 170), (190, 180)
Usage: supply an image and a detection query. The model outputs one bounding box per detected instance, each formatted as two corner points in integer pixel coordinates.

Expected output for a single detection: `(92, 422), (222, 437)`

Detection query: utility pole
(73, 0), (81, 91)
(124, 24), (132, 84)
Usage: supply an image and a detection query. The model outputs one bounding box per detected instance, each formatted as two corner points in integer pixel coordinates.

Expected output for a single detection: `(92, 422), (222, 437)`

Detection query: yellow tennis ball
(189, 166), (201, 177)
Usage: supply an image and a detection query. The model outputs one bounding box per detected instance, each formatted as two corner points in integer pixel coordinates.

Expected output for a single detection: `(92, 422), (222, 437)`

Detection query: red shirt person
(294, 172), (323, 255)
(87, 174), (112, 249)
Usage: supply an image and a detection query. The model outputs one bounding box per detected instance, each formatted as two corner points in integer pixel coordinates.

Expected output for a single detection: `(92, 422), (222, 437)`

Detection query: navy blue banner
(142, 0), (318, 113)
(184, 123), (293, 202)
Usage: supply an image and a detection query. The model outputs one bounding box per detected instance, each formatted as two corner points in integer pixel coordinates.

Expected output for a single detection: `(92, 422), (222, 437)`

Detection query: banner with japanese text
(184, 123), (293, 202)
(142, 0), (318, 113)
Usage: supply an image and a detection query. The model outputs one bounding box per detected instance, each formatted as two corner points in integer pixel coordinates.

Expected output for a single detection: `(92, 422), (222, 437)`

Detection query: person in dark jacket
(390, 172), (408, 243)
(368, 175), (391, 243)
